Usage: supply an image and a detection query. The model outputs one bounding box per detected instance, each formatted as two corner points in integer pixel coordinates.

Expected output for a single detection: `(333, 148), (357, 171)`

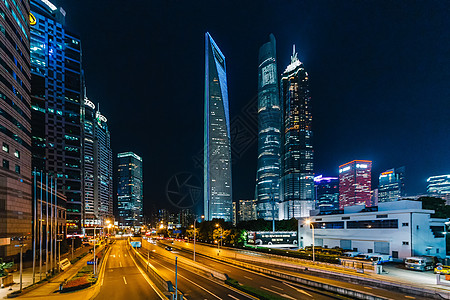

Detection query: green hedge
(243, 245), (341, 264)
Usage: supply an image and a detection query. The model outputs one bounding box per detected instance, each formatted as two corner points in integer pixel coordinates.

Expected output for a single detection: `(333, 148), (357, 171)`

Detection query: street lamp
(215, 224), (222, 252)
(305, 219), (315, 262)
(192, 215), (204, 262)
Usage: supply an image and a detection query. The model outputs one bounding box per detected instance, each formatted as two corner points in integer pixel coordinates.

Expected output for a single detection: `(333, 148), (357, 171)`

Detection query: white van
(355, 253), (377, 260)
(370, 254), (392, 264)
(342, 251), (360, 258)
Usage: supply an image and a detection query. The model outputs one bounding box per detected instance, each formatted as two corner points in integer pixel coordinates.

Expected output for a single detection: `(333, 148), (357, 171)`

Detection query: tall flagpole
(32, 168), (36, 284)
(45, 173), (48, 276)
(39, 171), (42, 280)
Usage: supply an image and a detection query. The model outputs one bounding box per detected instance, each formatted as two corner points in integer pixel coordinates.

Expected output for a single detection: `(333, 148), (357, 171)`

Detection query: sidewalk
(0, 246), (92, 299)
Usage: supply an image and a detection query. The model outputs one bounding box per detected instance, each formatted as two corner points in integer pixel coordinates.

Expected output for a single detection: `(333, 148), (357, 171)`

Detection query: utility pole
(39, 171), (42, 280)
(175, 256), (178, 300)
(45, 173), (48, 276)
(32, 168), (36, 284)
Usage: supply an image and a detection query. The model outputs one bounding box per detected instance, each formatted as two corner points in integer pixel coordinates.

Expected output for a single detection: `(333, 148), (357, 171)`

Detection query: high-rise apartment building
(0, 0), (32, 257)
(83, 98), (113, 225)
(255, 34), (282, 221)
(117, 152), (143, 227)
(378, 167), (405, 203)
(30, 0), (84, 233)
(238, 199), (257, 222)
(339, 160), (372, 209)
(314, 175), (339, 212)
(279, 47), (314, 219)
(204, 32), (232, 222)
(427, 175), (450, 199)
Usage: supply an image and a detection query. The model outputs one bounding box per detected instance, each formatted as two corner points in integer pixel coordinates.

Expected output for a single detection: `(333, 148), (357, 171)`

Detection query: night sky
(54, 0), (450, 216)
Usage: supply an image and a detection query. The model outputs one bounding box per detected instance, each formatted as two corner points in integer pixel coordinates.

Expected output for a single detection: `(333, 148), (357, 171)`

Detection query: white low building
(298, 200), (447, 260)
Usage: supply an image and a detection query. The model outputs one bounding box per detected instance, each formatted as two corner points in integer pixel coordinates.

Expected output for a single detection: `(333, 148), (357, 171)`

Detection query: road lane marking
(260, 287), (296, 300)
(123, 276), (127, 285)
(282, 282), (313, 297)
(119, 262), (122, 267)
(405, 297), (415, 299)
(271, 285), (284, 291)
(243, 276), (253, 280)
(223, 269), (231, 272)
(364, 286), (372, 289)
(228, 295), (240, 300)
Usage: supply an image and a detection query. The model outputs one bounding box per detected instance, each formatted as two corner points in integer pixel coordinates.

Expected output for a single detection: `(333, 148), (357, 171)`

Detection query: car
(165, 246), (173, 251)
(434, 263), (450, 274)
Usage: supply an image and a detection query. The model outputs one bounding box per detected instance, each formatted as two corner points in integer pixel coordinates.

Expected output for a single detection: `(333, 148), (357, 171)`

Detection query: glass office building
(314, 175), (339, 212)
(378, 167), (405, 203)
(339, 160), (372, 209)
(30, 0), (83, 233)
(427, 175), (450, 199)
(0, 0), (32, 257)
(255, 34), (282, 220)
(204, 33), (232, 222)
(279, 47), (314, 219)
(117, 152), (143, 227)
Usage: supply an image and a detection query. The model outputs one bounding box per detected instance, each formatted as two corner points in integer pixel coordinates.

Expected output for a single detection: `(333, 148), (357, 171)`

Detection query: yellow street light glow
(305, 219), (311, 225)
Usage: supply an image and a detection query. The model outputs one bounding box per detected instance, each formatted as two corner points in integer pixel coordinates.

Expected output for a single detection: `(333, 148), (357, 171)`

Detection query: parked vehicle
(434, 263), (450, 274)
(342, 251), (360, 258)
(354, 253), (377, 260)
(404, 256), (434, 271)
(370, 254), (392, 264)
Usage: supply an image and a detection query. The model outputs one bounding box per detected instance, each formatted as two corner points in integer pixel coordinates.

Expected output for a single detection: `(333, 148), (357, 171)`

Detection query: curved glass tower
(280, 47), (314, 219)
(204, 33), (232, 221)
(256, 34), (282, 220)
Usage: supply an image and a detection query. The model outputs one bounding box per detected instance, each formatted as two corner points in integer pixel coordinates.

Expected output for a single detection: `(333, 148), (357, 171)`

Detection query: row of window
(2, 158), (20, 173)
(312, 219), (400, 229)
(2, 142), (20, 157)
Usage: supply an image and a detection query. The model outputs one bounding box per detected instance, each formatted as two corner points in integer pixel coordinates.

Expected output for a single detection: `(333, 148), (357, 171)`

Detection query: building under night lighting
(378, 166), (405, 203)
(0, 0), (32, 257)
(117, 152), (143, 227)
(279, 46), (314, 219)
(339, 160), (372, 209)
(314, 175), (339, 212)
(30, 0), (84, 234)
(203, 33), (232, 222)
(255, 34), (282, 221)
(427, 175), (450, 200)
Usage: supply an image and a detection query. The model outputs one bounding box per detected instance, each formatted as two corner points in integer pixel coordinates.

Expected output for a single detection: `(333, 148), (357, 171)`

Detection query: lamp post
(305, 219), (315, 262)
(14, 240), (26, 292)
(193, 215), (204, 262)
(215, 224), (222, 252)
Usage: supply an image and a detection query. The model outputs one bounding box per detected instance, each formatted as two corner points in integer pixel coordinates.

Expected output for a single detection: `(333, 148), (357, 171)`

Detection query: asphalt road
(94, 240), (162, 300)
(161, 239), (429, 300)
(140, 240), (332, 300)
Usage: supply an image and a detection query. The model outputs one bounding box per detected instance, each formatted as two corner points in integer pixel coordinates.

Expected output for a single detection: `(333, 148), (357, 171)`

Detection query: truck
(370, 254), (392, 264)
(404, 256), (434, 271)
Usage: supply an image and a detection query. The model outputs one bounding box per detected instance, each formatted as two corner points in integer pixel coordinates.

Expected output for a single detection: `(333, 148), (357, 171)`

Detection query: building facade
(378, 167), (405, 203)
(255, 34), (282, 221)
(117, 152), (143, 227)
(314, 175), (339, 212)
(0, 0), (32, 257)
(203, 32), (232, 222)
(30, 0), (84, 234)
(83, 100), (113, 226)
(279, 47), (314, 219)
(299, 201), (447, 260)
(427, 175), (450, 199)
(339, 160), (372, 209)
(238, 199), (257, 222)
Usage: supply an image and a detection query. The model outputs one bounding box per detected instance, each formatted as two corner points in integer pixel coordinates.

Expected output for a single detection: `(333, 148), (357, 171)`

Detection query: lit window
(2, 143), (9, 152)
(14, 150), (20, 158)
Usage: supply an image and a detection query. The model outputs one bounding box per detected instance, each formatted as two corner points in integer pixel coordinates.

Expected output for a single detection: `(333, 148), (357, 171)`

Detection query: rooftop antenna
(291, 44), (298, 63)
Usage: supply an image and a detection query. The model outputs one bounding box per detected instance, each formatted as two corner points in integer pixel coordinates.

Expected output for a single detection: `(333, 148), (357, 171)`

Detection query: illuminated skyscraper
(314, 175), (339, 212)
(427, 175), (450, 199)
(117, 152), (143, 227)
(255, 34), (282, 220)
(30, 0), (83, 233)
(378, 167), (405, 203)
(0, 0), (32, 257)
(339, 160), (372, 209)
(279, 47), (314, 219)
(204, 33), (232, 222)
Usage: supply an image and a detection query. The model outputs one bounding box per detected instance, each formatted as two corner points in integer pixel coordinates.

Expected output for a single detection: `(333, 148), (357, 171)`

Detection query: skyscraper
(339, 160), (372, 209)
(378, 167), (405, 203)
(238, 199), (257, 222)
(204, 33), (232, 222)
(117, 152), (143, 227)
(30, 0), (84, 233)
(279, 47), (314, 219)
(255, 34), (282, 220)
(0, 0), (32, 257)
(427, 175), (450, 199)
(314, 175), (339, 212)
(83, 98), (113, 225)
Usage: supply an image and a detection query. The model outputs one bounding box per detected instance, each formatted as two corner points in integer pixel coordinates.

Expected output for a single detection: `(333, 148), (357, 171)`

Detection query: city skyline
(35, 1), (450, 214)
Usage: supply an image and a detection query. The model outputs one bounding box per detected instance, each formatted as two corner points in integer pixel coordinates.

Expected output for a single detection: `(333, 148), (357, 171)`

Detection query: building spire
(291, 44), (298, 64)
